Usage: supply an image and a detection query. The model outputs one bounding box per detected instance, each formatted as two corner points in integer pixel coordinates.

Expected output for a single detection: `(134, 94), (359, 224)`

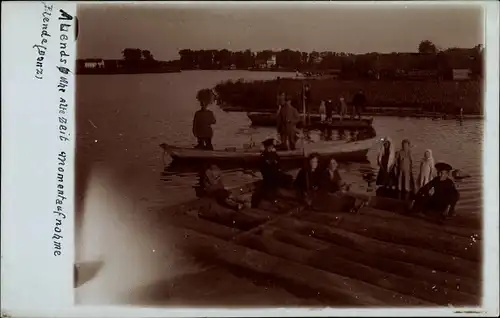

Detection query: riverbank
(213, 78), (482, 115)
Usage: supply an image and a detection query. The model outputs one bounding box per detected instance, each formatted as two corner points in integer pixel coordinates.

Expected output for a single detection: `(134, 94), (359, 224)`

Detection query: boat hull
(161, 137), (376, 164)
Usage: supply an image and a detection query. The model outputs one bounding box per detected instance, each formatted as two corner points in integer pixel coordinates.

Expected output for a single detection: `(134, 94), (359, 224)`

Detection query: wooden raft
(161, 189), (482, 307)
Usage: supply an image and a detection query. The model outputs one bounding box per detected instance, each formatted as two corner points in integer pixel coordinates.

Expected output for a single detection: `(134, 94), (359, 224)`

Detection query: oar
(301, 80), (310, 194)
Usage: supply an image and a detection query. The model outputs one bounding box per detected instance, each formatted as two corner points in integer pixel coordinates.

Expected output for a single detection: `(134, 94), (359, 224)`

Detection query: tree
(142, 50), (155, 61)
(418, 40), (437, 54)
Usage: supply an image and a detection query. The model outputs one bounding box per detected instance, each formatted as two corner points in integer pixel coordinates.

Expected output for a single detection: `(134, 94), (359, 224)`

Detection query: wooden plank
(273, 217), (480, 279)
(237, 228), (479, 306)
(356, 207), (481, 239)
(163, 213), (242, 241)
(168, 226), (424, 307)
(296, 211), (481, 262)
(360, 194), (482, 230)
(267, 226), (480, 296)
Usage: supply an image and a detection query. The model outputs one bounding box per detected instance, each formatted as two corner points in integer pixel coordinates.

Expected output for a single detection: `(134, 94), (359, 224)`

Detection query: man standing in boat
(277, 96), (301, 150)
(351, 90), (367, 120)
(302, 83), (312, 124)
(192, 89), (216, 150)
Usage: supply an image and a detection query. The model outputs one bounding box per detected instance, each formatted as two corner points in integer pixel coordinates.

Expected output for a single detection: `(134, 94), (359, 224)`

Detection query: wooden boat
(160, 137), (377, 164)
(159, 181), (482, 307)
(247, 112), (374, 128)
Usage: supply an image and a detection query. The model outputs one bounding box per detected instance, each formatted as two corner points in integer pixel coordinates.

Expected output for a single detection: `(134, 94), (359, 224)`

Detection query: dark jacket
(277, 105), (301, 134)
(193, 109), (216, 139)
(294, 167), (322, 192)
(352, 93), (367, 108)
(260, 151), (282, 184)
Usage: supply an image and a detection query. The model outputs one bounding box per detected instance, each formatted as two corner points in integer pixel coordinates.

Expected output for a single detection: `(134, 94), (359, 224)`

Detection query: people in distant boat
(376, 137), (396, 190)
(395, 139), (415, 199)
(351, 90), (366, 120)
(410, 162), (460, 219)
(251, 138), (293, 208)
(192, 89), (216, 150)
(417, 149), (435, 192)
(200, 164), (245, 211)
(294, 153), (323, 205)
(302, 84), (312, 124)
(325, 99), (334, 121)
(339, 96), (348, 119)
(319, 100), (327, 122)
(277, 97), (301, 151)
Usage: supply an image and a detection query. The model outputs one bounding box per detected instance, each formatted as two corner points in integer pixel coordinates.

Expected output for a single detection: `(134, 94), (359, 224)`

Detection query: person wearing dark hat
(277, 97), (301, 150)
(251, 138), (293, 208)
(410, 162), (460, 219)
(192, 89), (216, 150)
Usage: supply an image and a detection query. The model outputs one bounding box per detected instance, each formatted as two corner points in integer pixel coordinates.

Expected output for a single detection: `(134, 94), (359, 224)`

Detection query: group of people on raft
(198, 136), (461, 221)
(376, 137), (460, 219)
(198, 137), (364, 213)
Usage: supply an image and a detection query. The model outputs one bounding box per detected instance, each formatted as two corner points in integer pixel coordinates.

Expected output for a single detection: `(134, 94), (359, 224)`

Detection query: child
(319, 100), (327, 122)
(192, 89), (216, 150)
(395, 139), (415, 199)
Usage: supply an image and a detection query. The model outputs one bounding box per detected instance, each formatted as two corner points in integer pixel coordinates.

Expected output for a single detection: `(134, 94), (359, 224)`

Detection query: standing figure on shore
(376, 137), (396, 191)
(276, 91), (286, 115)
(351, 90), (367, 120)
(192, 89), (216, 150)
(251, 138), (294, 208)
(302, 84), (312, 124)
(417, 149), (435, 192)
(319, 100), (327, 122)
(395, 139), (415, 199)
(339, 97), (348, 119)
(410, 162), (460, 220)
(277, 97), (301, 150)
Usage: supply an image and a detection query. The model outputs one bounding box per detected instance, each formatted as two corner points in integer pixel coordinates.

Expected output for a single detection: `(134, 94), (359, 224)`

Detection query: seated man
(199, 164), (244, 211)
(251, 138), (294, 208)
(410, 162), (460, 219)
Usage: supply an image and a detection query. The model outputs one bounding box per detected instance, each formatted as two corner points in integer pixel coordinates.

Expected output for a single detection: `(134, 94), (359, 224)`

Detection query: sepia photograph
(73, 2), (486, 309)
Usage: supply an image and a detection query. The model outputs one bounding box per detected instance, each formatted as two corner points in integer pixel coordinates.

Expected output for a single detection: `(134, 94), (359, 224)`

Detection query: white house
(84, 59), (105, 68)
(266, 55), (277, 68)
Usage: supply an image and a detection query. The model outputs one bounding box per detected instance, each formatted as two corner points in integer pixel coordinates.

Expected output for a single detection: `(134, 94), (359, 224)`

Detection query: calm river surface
(75, 70), (483, 305)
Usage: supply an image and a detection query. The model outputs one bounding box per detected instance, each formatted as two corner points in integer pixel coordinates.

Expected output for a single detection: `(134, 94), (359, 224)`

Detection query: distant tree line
(178, 41), (483, 80)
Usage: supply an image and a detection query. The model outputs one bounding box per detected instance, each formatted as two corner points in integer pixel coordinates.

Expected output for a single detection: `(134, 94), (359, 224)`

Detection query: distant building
(266, 55), (277, 68)
(84, 59), (105, 68)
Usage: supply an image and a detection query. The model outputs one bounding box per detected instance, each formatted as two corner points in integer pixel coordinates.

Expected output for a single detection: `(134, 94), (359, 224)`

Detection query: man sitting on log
(199, 164), (245, 211)
(410, 162), (460, 219)
(251, 138), (294, 208)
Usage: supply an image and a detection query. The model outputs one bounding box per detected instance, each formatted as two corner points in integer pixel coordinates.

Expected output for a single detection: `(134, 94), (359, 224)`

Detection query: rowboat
(158, 180), (481, 307)
(247, 112), (373, 128)
(160, 137), (377, 164)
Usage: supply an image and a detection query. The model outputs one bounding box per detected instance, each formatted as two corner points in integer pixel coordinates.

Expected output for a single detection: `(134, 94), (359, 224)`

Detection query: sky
(77, 2), (484, 61)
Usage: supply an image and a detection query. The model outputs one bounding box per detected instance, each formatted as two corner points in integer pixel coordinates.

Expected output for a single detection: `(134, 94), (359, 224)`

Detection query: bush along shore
(212, 78), (483, 115)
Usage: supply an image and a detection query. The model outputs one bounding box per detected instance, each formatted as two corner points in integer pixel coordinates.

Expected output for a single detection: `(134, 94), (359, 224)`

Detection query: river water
(75, 70), (482, 305)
